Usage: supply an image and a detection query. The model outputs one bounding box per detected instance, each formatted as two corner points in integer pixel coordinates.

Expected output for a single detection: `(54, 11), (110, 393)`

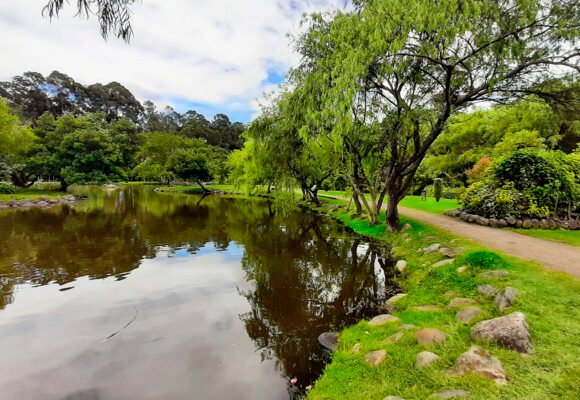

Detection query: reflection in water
(0, 186), (397, 400)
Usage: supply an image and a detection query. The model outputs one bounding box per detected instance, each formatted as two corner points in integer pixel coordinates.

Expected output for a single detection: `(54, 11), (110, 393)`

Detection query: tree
(292, 0), (579, 231)
(0, 99), (38, 187)
(42, 0), (138, 42)
(167, 149), (211, 191)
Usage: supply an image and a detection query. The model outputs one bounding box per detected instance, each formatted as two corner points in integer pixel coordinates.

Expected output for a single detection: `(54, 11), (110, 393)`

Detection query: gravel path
(398, 206), (580, 278)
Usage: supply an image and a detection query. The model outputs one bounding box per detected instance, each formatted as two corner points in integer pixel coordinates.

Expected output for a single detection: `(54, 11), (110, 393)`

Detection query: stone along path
(398, 206), (580, 278)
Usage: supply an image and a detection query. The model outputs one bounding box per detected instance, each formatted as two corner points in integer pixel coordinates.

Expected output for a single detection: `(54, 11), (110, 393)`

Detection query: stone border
(0, 195), (83, 211)
(444, 210), (579, 230)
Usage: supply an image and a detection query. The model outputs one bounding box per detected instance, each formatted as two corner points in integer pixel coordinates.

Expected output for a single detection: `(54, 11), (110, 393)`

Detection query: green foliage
(461, 149), (580, 218)
(462, 251), (507, 271)
(0, 182), (15, 194)
(167, 148), (210, 183)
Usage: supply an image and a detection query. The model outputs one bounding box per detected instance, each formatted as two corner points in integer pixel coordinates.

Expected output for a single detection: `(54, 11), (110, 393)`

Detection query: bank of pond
(0, 185), (578, 399)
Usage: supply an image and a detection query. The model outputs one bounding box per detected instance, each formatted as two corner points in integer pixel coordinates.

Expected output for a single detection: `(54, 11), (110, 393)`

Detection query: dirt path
(398, 206), (580, 277)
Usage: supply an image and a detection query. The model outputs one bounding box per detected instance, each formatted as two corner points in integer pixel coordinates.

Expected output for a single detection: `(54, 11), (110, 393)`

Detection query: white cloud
(0, 0), (348, 120)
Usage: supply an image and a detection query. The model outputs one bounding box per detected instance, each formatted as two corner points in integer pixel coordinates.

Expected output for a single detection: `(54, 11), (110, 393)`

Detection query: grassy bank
(304, 198), (579, 400)
(0, 188), (68, 202)
(319, 190), (580, 247)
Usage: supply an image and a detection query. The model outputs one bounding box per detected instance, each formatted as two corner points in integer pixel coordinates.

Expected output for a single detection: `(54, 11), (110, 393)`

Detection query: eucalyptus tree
(43, 0), (137, 42)
(291, 0), (579, 231)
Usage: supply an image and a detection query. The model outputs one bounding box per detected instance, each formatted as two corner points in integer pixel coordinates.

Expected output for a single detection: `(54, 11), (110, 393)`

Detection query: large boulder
(431, 389), (469, 398)
(477, 285), (498, 298)
(495, 287), (520, 312)
(447, 298), (476, 310)
(456, 306), (482, 324)
(364, 349), (387, 366)
(416, 351), (440, 368)
(318, 332), (339, 350)
(416, 328), (446, 345)
(449, 346), (506, 384)
(433, 259), (455, 268)
(369, 314), (400, 326)
(395, 260), (408, 273)
(470, 312), (532, 353)
(423, 243), (441, 254)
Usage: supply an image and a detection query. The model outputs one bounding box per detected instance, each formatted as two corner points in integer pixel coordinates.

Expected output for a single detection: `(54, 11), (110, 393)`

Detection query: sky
(0, 1), (349, 122)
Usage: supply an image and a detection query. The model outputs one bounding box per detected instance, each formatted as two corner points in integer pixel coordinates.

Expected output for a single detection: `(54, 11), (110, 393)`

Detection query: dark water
(0, 186), (398, 400)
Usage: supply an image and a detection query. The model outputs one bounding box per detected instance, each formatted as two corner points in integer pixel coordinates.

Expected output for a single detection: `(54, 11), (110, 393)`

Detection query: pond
(0, 186), (399, 400)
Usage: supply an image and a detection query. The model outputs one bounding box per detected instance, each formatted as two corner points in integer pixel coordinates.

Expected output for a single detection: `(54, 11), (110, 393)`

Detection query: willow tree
(291, 0), (579, 231)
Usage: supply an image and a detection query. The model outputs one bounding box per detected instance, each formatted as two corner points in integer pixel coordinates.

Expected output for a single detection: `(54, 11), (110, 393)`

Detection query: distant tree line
(0, 71), (246, 190)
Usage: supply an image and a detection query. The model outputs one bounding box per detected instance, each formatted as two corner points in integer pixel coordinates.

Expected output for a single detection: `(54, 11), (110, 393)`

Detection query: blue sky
(0, 1), (348, 123)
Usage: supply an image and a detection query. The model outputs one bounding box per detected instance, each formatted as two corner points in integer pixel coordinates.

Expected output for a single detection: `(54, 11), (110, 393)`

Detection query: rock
(445, 210), (461, 217)
(447, 298), (476, 310)
(352, 343), (361, 354)
(20, 202), (35, 208)
(399, 324), (416, 330)
(101, 184), (120, 190)
(531, 219), (540, 228)
(38, 196), (47, 201)
(318, 332), (339, 350)
(477, 217), (489, 226)
(456, 306), (482, 324)
(468, 215), (478, 223)
(364, 349), (387, 366)
(416, 351), (440, 368)
(480, 270), (510, 279)
(495, 287), (520, 312)
(470, 312), (532, 353)
(439, 247), (456, 258)
(0, 204), (9, 210)
(497, 219), (508, 228)
(515, 219), (523, 228)
(506, 217), (517, 226)
(37, 201), (49, 207)
(456, 265), (468, 273)
(395, 260), (408, 273)
(547, 219), (557, 229)
(444, 291), (458, 297)
(431, 389), (469, 398)
(489, 218), (498, 228)
(414, 305), (442, 312)
(522, 219), (532, 229)
(401, 223), (412, 232)
(416, 328), (446, 345)
(383, 397), (405, 400)
(423, 243), (441, 254)
(460, 213), (470, 222)
(386, 293), (407, 305)
(449, 346), (507, 384)
(379, 302), (395, 313)
(369, 314), (400, 326)
(384, 331), (405, 343)
(425, 235), (436, 241)
(539, 219), (549, 229)
(433, 259), (455, 268)
(477, 285), (498, 298)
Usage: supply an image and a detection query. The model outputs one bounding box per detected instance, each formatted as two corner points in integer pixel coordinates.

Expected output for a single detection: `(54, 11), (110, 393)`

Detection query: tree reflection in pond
(0, 186), (398, 400)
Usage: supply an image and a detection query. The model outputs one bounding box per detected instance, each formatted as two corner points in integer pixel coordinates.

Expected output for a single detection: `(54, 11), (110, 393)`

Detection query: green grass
(0, 188), (68, 202)
(507, 228), (580, 247)
(305, 198), (580, 400)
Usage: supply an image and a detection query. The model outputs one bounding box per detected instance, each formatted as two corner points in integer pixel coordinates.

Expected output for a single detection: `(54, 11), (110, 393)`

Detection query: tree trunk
(352, 191), (362, 214)
(59, 178), (68, 192)
(386, 190), (401, 232)
(197, 180), (210, 194)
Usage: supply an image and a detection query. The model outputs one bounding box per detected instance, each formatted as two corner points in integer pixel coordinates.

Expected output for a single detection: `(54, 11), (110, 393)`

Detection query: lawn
(305, 199), (580, 400)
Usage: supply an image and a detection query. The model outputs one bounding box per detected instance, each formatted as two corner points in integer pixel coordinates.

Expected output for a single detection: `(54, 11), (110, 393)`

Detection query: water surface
(0, 186), (397, 400)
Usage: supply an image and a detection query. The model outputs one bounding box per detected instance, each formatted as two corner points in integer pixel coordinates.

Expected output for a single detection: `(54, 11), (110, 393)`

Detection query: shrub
(0, 182), (15, 194)
(466, 156), (492, 181)
(461, 149), (579, 219)
(463, 251), (507, 270)
(433, 178), (443, 202)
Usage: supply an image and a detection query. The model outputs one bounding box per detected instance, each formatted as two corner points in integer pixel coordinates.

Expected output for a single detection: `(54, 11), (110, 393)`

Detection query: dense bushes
(460, 149), (580, 219)
(0, 182), (15, 194)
